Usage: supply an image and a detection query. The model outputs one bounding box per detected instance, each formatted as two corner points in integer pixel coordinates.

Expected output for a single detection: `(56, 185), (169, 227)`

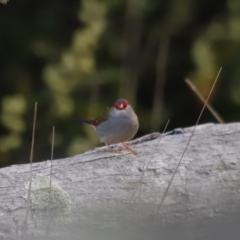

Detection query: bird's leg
(105, 143), (122, 153)
(122, 142), (137, 155)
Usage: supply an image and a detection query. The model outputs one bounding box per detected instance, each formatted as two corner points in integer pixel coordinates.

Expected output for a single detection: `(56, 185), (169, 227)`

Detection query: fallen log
(0, 122), (240, 240)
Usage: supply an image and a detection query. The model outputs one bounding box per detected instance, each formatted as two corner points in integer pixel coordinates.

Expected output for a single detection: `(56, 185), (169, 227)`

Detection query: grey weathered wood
(0, 123), (240, 239)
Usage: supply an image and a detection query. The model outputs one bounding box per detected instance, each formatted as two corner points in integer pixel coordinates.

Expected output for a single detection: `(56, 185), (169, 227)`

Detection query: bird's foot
(105, 144), (122, 154)
(122, 142), (137, 155)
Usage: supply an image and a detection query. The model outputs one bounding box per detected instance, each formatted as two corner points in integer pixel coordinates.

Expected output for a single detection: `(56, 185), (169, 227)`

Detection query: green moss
(26, 175), (72, 225)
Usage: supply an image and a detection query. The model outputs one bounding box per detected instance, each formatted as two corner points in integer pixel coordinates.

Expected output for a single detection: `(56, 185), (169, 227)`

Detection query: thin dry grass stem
(156, 67), (222, 213)
(49, 126), (55, 200)
(24, 102), (38, 224)
(185, 79), (224, 124)
(45, 126), (55, 236)
(130, 120), (170, 204)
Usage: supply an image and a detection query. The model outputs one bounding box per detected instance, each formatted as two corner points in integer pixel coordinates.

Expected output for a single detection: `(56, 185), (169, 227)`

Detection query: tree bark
(1, 122), (240, 239)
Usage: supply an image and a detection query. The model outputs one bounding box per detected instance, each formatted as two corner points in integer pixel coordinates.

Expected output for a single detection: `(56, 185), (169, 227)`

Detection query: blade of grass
(49, 126), (55, 200)
(185, 78), (224, 123)
(46, 126), (55, 236)
(157, 67), (222, 213)
(130, 120), (170, 203)
(24, 102), (38, 224)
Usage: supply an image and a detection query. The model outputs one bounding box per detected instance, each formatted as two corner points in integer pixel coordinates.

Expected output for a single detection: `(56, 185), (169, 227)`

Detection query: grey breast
(96, 106), (139, 144)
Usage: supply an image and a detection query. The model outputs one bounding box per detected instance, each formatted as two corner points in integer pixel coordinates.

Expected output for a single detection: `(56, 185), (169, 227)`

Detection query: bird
(76, 99), (139, 154)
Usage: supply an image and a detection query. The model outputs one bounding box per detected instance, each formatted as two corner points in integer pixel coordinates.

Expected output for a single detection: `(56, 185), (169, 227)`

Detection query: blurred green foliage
(0, 0), (240, 167)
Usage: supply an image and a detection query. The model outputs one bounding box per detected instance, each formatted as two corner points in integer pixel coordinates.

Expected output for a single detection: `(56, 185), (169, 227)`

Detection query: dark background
(0, 0), (240, 167)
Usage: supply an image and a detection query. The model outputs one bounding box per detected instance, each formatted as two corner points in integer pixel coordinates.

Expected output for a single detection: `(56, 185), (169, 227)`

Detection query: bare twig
(24, 102), (38, 223)
(185, 78), (224, 123)
(157, 67), (222, 213)
(130, 120), (170, 203)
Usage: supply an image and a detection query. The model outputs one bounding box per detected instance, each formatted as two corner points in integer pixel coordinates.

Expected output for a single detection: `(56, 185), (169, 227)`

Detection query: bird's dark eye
(121, 101), (129, 109)
(114, 99), (129, 110)
(123, 101), (128, 108)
